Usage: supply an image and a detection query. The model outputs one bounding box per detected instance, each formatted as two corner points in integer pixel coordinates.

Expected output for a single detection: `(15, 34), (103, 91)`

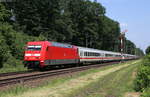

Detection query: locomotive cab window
(27, 45), (42, 51)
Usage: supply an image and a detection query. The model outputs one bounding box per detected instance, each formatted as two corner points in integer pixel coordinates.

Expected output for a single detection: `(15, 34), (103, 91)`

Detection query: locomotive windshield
(27, 45), (41, 51)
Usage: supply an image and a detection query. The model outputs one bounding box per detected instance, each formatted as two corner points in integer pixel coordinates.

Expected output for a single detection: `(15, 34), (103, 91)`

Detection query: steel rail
(0, 70), (35, 77)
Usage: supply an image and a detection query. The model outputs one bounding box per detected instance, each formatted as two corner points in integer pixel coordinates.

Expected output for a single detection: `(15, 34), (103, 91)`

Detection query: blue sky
(92, 0), (150, 52)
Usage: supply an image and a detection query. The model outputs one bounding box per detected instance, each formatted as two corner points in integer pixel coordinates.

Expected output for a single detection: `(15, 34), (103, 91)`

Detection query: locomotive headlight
(25, 54), (31, 56)
(34, 54), (40, 56)
(40, 61), (44, 62)
(40, 61), (44, 64)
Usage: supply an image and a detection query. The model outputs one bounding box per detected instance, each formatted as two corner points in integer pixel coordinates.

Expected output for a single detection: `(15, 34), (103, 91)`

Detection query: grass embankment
(69, 61), (139, 97)
(0, 64), (27, 73)
(0, 60), (140, 97)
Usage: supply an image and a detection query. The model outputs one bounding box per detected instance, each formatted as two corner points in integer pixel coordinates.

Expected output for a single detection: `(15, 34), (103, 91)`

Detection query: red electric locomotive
(24, 41), (79, 69)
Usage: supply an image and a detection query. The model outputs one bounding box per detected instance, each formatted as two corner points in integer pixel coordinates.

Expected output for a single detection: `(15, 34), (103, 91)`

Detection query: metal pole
(120, 30), (127, 61)
(86, 33), (88, 47)
(120, 34), (124, 60)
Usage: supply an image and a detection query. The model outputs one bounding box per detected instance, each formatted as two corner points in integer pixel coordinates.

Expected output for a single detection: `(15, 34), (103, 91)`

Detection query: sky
(92, 0), (150, 52)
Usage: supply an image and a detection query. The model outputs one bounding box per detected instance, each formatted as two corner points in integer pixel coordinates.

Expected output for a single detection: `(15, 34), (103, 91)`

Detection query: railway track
(0, 62), (121, 87)
(0, 70), (35, 77)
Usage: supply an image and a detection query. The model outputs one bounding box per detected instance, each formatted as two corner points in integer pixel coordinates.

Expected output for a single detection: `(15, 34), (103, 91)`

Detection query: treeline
(4, 0), (120, 51)
(0, 0), (143, 67)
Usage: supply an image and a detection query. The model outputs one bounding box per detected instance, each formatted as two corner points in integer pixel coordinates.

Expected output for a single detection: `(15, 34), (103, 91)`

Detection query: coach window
(85, 52), (87, 56)
(85, 52), (88, 56)
(99, 53), (101, 56)
(106, 54), (108, 57)
(80, 52), (82, 56)
(88, 52), (90, 56)
(84, 52), (86, 56)
(106, 54), (111, 57)
(97, 53), (99, 56)
(96, 53), (98, 56)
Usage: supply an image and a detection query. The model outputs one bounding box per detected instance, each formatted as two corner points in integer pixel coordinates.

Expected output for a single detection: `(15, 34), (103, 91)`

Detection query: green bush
(141, 88), (150, 97)
(134, 55), (150, 91)
(5, 55), (22, 67)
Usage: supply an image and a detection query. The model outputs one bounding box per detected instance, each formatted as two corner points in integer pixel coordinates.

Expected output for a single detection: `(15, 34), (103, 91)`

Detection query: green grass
(0, 64), (27, 73)
(0, 60), (138, 97)
(0, 77), (72, 97)
(67, 61), (139, 97)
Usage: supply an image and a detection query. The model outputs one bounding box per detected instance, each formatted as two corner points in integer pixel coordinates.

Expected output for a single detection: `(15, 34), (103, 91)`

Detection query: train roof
(50, 41), (73, 48)
(27, 41), (77, 48)
(78, 46), (121, 55)
(78, 46), (136, 56)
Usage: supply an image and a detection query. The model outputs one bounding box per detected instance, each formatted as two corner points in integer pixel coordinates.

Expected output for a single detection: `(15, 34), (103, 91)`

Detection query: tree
(146, 46), (150, 55)
(0, 3), (11, 68)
